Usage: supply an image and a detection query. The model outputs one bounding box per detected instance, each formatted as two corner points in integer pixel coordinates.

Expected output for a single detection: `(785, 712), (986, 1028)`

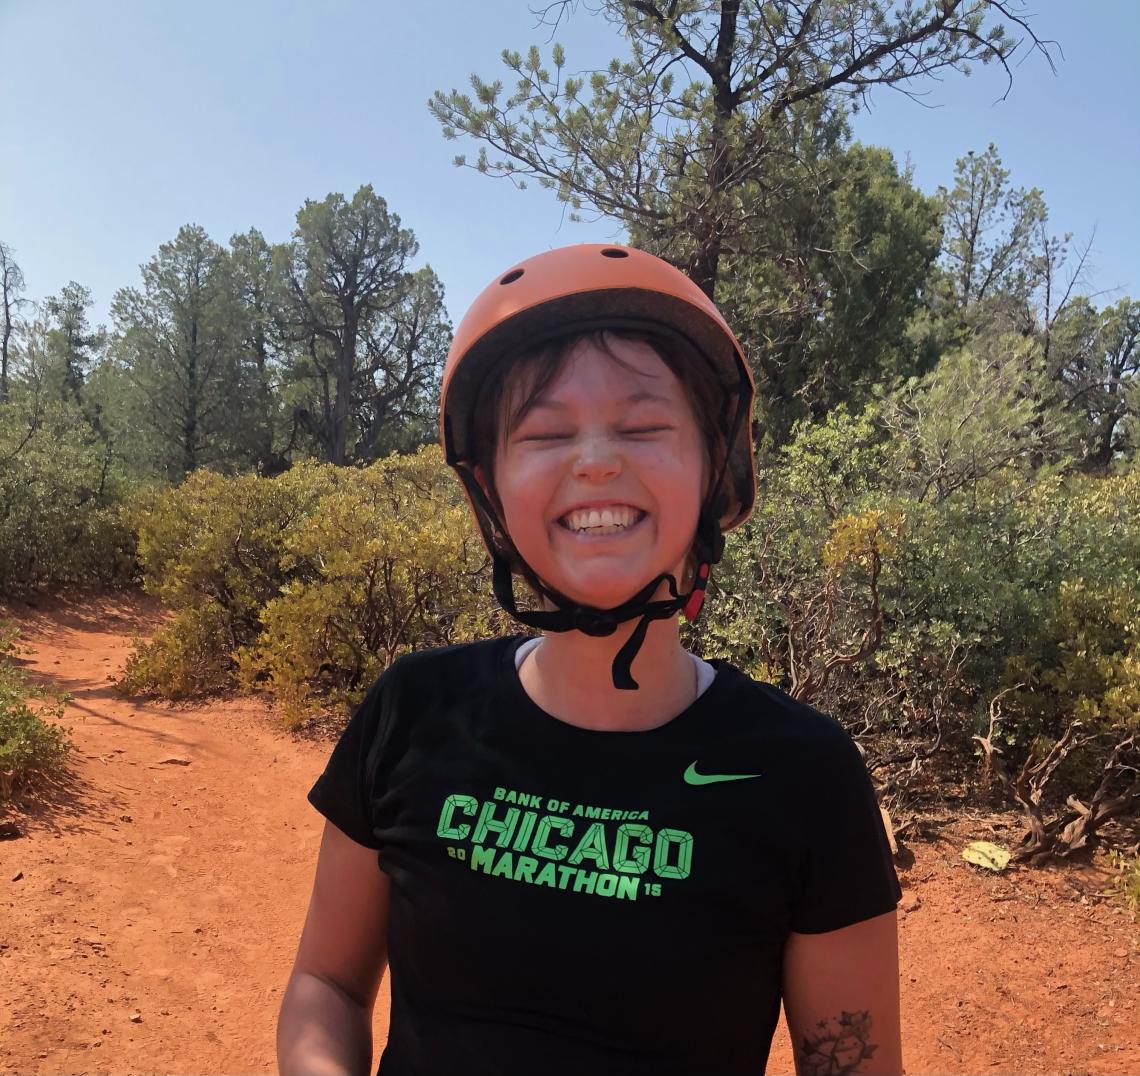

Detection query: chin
(542, 565), (682, 611)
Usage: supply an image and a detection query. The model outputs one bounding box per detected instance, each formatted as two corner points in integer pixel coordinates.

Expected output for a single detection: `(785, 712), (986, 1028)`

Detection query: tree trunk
(1081, 415), (1120, 474)
(684, 0), (740, 299)
(184, 315), (200, 475)
(256, 344), (276, 470)
(688, 233), (723, 300)
(330, 309), (358, 466)
(0, 290), (11, 404)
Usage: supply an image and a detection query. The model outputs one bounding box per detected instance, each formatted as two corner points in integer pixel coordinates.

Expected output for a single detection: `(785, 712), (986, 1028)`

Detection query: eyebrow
(528, 390), (675, 411)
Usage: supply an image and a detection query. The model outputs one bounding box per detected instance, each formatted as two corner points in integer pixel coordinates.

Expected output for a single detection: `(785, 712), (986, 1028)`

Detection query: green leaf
(962, 841), (1011, 872)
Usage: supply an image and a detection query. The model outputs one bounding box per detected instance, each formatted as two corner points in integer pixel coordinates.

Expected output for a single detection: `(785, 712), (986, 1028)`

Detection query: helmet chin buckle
(571, 609), (618, 636)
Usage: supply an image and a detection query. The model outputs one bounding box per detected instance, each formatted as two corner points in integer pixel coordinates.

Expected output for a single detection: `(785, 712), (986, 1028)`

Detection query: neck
(519, 613), (697, 732)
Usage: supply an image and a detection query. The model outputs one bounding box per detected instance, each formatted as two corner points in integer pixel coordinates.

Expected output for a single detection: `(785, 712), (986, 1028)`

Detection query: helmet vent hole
(500, 268), (525, 285)
(600, 248), (629, 259)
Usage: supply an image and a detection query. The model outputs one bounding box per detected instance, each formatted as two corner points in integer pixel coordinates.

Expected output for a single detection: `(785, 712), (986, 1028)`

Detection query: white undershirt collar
(513, 636), (716, 698)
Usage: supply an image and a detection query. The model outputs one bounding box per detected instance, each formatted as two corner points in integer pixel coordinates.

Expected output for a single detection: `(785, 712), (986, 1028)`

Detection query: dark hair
(470, 328), (730, 585)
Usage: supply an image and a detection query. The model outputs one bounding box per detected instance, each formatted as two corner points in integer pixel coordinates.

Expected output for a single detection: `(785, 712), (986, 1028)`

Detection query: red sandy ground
(0, 590), (1136, 1076)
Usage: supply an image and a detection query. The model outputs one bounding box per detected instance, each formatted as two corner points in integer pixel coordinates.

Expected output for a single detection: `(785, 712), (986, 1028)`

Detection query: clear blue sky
(2, 0), (1137, 333)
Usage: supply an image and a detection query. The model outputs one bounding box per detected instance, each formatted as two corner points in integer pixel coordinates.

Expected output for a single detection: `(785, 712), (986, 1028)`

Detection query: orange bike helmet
(440, 243), (756, 690)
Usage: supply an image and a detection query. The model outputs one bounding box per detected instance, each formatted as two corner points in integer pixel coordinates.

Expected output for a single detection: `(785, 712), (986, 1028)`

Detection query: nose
(573, 434), (622, 482)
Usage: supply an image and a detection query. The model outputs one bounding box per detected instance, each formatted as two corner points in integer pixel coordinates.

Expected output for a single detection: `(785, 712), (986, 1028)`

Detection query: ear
(473, 463), (493, 503)
(472, 462), (508, 526)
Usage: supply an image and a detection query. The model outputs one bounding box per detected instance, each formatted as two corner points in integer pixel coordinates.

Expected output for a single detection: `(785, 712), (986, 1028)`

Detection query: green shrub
(125, 457), (347, 615)
(117, 459), (348, 697)
(689, 395), (1140, 832)
(236, 446), (506, 725)
(1106, 850), (1140, 921)
(119, 445), (507, 722)
(998, 474), (1140, 773)
(0, 398), (138, 596)
(0, 621), (71, 802)
(686, 403), (894, 686)
(116, 602), (235, 699)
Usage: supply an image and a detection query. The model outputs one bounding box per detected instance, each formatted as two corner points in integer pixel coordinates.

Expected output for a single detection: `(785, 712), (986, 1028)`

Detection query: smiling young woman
(278, 244), (905, 1076)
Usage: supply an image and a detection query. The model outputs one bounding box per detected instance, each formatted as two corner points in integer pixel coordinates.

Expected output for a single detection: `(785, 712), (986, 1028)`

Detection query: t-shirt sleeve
(789, 724), (902, 934)
(306, 668), (397, 850)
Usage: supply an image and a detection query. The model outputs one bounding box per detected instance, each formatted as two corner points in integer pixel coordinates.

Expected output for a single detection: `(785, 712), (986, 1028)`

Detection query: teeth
(562, 505), (639, 531)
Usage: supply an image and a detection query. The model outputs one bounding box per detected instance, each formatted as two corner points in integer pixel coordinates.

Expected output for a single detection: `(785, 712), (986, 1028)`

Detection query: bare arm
(781, 910), (903, 1075)
(278, 820), (391, 1076)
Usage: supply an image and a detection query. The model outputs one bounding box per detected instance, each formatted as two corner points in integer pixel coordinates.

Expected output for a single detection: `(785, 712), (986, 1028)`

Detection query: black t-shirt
(307, 634), (901, 1076)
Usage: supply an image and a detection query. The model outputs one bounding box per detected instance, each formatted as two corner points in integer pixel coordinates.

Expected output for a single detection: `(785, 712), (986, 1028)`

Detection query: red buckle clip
(681, 562), (710, 620)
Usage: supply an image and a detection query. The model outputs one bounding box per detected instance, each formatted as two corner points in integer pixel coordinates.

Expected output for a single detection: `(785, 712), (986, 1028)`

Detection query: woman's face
(486, 335), (707, 610)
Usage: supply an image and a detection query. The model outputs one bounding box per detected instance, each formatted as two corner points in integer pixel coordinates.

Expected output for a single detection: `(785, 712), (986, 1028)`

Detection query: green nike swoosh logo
(683, 762), (762, 785)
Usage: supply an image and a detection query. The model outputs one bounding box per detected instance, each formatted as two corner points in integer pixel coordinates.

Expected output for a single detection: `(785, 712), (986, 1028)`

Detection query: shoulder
(712, 662), (864, 771)
(336, 636), (516, 762)
(383, 635), (514, 691)
(357, 634), (517, 717)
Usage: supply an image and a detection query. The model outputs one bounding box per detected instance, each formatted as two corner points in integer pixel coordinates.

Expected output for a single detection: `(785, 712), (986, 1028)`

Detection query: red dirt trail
(0, 591), (1137, 1076)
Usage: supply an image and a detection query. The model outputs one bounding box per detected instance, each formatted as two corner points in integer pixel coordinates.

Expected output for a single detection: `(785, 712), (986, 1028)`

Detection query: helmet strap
(487, 504), (722, 690)
(681, 561), (711, 620)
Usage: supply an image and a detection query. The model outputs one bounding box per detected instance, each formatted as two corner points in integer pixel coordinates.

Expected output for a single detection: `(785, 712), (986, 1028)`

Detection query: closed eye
(518, 426), (672, 442)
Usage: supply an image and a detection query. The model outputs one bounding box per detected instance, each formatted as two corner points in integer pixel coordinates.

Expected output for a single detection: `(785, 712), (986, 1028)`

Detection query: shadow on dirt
(0, 585), (169, 642)
(1, 762), (129, 839)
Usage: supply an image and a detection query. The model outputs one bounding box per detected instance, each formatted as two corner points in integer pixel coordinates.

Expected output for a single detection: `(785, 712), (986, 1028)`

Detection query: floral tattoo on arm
(797, 1009), (877, 1075)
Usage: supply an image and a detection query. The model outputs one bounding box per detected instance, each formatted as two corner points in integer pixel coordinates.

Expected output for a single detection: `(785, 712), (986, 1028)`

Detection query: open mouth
(556, 506), (648, 537)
